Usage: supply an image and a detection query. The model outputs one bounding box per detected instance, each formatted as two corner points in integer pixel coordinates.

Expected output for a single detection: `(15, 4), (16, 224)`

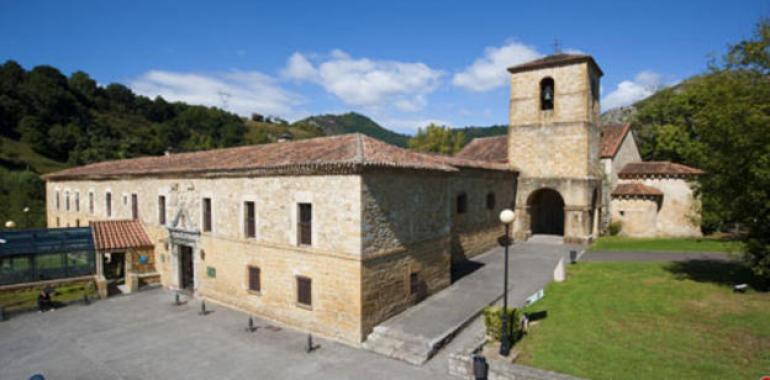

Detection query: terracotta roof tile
(455, 135), (508, 163)
(43, 134), (472, 180)
(91, 220), (153, 251)
(600, 123), (632, 158)
(507, 54), (603, 76)
(611, 183), (663, 197)
(619, 161), (704, 178)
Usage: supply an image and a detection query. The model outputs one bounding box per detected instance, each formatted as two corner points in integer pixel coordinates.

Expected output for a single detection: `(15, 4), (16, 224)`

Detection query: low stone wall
(452, 225), (501, 262)
(0, 276), (96, 315)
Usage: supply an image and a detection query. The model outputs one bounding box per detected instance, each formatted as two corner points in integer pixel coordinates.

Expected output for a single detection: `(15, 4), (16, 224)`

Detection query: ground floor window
(248, 266), (261, 293)
(296, 276), (312, 307)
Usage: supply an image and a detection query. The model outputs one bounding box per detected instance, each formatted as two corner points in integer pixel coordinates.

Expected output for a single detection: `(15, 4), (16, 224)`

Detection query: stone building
(42, 53), (703, 344)
(457, 54), (703, 240)
(43, 134), (517, 344)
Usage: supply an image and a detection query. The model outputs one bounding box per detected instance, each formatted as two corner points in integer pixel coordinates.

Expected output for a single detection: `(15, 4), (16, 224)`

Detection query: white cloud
(452, 41), (542, 92)
(130, 70), (300, 117)
(281, 51), (443, 112)
(602, 70), (664, 110)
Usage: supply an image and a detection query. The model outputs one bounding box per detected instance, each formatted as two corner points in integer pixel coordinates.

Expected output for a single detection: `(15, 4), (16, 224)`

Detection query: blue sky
(1, 1), (766, 134)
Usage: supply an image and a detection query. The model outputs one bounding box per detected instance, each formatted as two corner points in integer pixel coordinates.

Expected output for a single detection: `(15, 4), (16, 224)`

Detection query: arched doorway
(528, 188), (565, 235)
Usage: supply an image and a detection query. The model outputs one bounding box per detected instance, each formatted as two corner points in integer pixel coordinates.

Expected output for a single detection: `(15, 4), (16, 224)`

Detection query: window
(296, 276), (312, 307)
(410, 272), (419, 295)
(202, 197), (212, 232)
(248, 266), (261, 293)
(89, 192), (94, 214)
(297, 203), (312, 246)
(456, 193), (467, 214)
(106, 192), (112, 217)
(591, 77), (600, 101)
(55, 191), (60, 210)
(486, 192), (496, 210)
(75, 219), (80, 227)
(540, 77), (555, 110)
(56, 217), (59, 227)
(65, 191), (70, 211)
(75, 192), (80, 212)
(123, 195), (127, 205)
(244, 201), (256, 238)
(158, 195), (166, 225)
(131, 194), (138, 220)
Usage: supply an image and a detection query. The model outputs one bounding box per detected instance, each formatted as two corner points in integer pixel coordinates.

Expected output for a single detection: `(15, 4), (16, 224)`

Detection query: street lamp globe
(5, 220), (16, 228)
(499, 209), (515, 224)
(23, 207), (29, 213)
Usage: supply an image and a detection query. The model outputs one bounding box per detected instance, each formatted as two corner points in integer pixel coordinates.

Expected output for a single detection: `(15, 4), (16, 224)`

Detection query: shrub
(608, 221), (622, 236)
(483, 305), (523, 345)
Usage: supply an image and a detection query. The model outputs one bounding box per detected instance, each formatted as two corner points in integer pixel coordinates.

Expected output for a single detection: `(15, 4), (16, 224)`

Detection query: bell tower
(507, 54), (603, 244)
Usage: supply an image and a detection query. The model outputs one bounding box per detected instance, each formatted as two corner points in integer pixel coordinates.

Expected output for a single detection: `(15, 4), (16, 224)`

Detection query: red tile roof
(611, 183), (663, 197)
(507, 54), (603, 76)
(91, 220), (153, 251)
(600, 123), (632, 158)
(44, 134), (516, 180)
(454, 135), (508, 163)
(619, 161), (704, 178)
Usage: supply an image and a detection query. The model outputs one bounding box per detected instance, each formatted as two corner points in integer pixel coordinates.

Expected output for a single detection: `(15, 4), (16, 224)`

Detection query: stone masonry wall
(615, 177), (701, 237)
(610, 197), (659, 237)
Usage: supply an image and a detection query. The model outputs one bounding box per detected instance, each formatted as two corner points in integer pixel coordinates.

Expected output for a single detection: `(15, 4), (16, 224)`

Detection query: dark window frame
(247, 266), (261, 294)
(296, 275), (312, 308)
(89, 192), (94, 214)
(65, 191), (70, 211)
(456, 193), (468, 214)
(75, 192), (80, 212)
(244, 201), (256, 238)
(158, 195), (166, 225)
(131, 193), (138, 220)
(55, 191), (60, 210)
(106, 192), (112, 218)
(297, 203), (312, 246)
(202, 197), (212, 232)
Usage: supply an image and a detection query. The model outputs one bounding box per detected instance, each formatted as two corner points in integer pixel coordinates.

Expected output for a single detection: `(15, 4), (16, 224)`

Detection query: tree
(725, 18), (770, 74)
(408, 124), (466, 155)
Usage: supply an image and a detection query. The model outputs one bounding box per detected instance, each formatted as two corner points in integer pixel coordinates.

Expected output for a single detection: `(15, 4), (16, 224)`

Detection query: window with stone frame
(106, 192), (112, 217)
(540, 77), (555, 110)
(244, 201), (256, 238)
(248, 266), (261, 293)
(202, 197), (212, 232)
(131, 193), (139, 220)
(158, 195), (166, 225)
(65, 191), (70, 211)
(409, 272), (419, 295)
(297, 203), (312, 246)
(56, 191), (60, 210)
(296, 276), (312, 307)
(75, 192), (80, 212)
(89, 192), (94, 214)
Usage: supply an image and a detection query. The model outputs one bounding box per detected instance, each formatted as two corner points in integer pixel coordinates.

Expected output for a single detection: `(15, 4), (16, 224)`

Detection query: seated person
(37, 289), (54, 312)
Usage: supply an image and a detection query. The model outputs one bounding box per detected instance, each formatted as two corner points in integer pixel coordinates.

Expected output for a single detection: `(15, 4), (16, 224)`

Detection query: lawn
(0, 281), (97, 313)
(589, 236), (742, 253)
(515, 262), (769, 380)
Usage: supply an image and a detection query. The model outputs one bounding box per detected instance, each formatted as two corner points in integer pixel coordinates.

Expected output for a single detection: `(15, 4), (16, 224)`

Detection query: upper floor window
(88, 192), (94, 214)
(456, 193), (468, 214)
(106, 192), (112, 218)
(56, 191), (60, 210)
(297, 203), (312, 246)
(486, 192), (496, 210)
(131, 194), (139, 220)
(65, 191), (70, 211)
(244, 201), (256, 238)
(158, 195), (166, 225)
(202, 197), (212, 232)
(248, 266), (261, 293)
(296, 276), (312, 307)
(540, 77), (555, 110)
(75, 192), (80, 212)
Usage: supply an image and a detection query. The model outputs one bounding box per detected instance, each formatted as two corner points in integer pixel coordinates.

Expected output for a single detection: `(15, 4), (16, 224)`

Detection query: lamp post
(4, 220), (16, 229)
(498, 209), (515, 356)
(23, 207), (30, 228)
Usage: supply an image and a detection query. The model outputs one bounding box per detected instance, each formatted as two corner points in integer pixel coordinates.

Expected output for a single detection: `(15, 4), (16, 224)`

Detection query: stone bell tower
(507, 54), (603, 244)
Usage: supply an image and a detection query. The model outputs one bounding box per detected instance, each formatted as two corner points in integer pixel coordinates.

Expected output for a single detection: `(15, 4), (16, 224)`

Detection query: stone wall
(610, 197), (659, 237)
(613, 177), (702, 237)
(606, 132), (641, 188)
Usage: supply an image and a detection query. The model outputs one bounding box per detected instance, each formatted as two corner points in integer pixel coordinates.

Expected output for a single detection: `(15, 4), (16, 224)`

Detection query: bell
(543, 88), (553, 101)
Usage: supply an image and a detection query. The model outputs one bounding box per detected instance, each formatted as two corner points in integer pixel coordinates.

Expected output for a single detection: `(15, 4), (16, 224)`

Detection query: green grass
(516, 262), (770, 380)
(0, 281), (97, 313)
(589, 236), (742, 253)
(0, 136), (67, 174)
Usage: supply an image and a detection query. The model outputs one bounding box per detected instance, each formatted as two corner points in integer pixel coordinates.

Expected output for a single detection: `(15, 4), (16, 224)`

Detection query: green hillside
(294, 112), (410, 147)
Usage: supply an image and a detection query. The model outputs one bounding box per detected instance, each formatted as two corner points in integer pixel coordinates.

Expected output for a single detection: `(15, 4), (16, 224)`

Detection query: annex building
(42, 54), (702, 344)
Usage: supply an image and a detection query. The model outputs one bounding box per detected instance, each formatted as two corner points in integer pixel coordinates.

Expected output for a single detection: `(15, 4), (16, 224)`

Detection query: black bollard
(472, 355), (488, 380)
(570, 250), (577, 264)
(248, 316), (255, 332)
(175, 293), (180, 306)
(199, 300), (206, 316)
(306, 334), (313, 353)
(83, 292), (90, 305)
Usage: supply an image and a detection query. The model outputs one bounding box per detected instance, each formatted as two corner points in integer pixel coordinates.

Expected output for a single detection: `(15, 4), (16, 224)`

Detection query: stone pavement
(0, 289), (449, 380)
(582, 251), (733, 262)
(364, 240), (578, 365)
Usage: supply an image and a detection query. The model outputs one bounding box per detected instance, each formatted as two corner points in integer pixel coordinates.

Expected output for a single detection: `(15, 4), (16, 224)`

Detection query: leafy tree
(408, 124), (466, 155)
(725, 18), (770, 74)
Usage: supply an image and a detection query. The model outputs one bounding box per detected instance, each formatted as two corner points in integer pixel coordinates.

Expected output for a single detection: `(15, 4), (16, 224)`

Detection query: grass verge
(589, 236), (742, 253)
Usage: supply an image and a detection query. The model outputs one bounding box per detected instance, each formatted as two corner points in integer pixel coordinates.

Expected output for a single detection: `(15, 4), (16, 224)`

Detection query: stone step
(362, 327), (433, 365)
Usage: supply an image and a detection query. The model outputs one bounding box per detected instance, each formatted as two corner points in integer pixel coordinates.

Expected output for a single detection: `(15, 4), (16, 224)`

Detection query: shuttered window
(106, 192), (112, 217)
(244, 201), (256, 238)
(56, 191), (60, 210)
(248, 266), (261, 293)
(298, 203), (312, 246)
(158, 195), (166, 225)
(75, 192), (80, 212)
(131, 193), (138, 220)
(297, 276), (312, 307)
(65, 191), (70, 211)
(202, 198), (212, 232)
(89, 192), (94, 214)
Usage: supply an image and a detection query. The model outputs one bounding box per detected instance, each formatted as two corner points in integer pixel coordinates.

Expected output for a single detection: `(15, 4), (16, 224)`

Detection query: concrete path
(363, 241), (578, 365)
(0, 289), (448, 380)
(582, 251), (734, 262)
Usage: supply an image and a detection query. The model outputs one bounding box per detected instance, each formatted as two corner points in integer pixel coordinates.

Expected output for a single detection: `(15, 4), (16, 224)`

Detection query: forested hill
(293, 112), (410, 147)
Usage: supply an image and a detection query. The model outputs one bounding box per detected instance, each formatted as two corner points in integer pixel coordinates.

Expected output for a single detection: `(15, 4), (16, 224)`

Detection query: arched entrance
(528, 188), (565, 235)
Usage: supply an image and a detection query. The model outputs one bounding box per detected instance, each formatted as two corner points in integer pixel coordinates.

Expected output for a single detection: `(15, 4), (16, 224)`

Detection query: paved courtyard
(0, 289), (448, 380)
